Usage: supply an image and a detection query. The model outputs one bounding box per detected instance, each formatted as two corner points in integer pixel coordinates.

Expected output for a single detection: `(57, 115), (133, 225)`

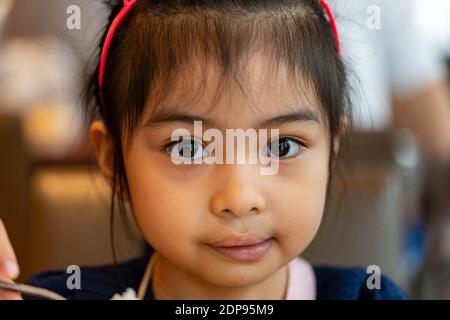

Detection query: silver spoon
(0, 279), (67, 300)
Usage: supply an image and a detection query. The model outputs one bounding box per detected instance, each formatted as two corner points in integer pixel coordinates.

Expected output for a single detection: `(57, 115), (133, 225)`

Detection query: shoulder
(313, 265), (408, 300)
(24, 255), (150, 300)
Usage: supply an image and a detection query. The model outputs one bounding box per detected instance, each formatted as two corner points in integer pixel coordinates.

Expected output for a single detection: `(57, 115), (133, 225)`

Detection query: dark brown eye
(265, 137), (302, 159)
(166, 137), (207, 161)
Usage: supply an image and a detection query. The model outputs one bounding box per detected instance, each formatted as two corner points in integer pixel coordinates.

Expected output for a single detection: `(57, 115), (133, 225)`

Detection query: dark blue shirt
(25, 254), (408, 300)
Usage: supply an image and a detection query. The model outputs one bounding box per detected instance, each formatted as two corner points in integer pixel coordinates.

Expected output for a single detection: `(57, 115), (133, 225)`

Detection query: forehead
(143, 51), (325, 129)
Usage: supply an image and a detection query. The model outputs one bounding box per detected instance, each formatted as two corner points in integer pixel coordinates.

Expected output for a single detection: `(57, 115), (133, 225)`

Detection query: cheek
(125, 150), (202, 261)
(271, 148), (330, 256)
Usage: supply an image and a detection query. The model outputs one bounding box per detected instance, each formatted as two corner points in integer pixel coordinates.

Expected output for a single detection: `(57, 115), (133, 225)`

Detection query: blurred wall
(4, 0), (108, 61)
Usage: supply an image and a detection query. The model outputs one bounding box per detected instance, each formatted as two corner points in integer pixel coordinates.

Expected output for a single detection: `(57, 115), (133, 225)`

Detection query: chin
(201, 261), (277, 288)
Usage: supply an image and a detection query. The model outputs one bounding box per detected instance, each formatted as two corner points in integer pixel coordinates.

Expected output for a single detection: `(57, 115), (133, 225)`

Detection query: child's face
(121, 52), (332, 287)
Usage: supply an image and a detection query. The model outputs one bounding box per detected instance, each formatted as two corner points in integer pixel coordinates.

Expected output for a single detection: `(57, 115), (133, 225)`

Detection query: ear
(89, 120), (114, 183)
(89, 121), (131, 202)
(333, 116), (349, 155)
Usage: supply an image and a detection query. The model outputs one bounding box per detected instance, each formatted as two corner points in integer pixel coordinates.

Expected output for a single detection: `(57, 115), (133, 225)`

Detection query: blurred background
(0, 0), (449, 299)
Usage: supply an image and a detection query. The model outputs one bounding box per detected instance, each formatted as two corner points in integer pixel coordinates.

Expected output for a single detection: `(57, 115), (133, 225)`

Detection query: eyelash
(163, 136), (307, 161)
(265, 136), (306, 159)
(163, 136), (207, 159)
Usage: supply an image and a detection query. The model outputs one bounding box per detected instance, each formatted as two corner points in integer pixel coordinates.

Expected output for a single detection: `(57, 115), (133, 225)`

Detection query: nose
(210, 164), (266, 219)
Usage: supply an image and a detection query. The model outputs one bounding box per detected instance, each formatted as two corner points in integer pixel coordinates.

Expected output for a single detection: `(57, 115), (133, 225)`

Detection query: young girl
(0, 0), (407, 300)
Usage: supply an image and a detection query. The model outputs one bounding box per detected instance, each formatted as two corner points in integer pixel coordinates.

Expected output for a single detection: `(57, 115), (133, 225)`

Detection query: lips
(207, 234), (274, 261)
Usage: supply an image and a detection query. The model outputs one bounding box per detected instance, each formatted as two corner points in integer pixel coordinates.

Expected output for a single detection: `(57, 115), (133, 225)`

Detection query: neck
(151, 255), (289, 300)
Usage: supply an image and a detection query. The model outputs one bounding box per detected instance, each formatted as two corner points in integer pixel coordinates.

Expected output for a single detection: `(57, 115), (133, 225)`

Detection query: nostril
(219, 208), (232, 216)
(251, 207), (259, 213)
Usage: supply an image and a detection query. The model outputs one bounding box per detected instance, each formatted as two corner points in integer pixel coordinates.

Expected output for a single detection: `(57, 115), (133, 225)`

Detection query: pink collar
(284, 257), (316, 300)
(136, 253), (316, 300)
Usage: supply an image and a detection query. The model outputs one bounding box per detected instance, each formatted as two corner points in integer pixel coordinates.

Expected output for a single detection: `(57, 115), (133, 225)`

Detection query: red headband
(319, 0), (341, 56)
(98, 0), (340, 88)
(98, 0), (138, 88)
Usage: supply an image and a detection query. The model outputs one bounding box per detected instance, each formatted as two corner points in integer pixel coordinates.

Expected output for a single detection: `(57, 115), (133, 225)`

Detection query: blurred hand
(0, 218), (22, 300)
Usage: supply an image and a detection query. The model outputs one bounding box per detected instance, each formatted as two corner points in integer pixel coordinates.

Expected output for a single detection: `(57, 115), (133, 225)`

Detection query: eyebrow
(145, 111), (215, 128)
(144, 107), (320, 129)
(258, 109), (320, 128)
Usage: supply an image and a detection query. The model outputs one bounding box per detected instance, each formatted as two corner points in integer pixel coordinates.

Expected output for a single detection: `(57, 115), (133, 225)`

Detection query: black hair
(82, 0), (352, 265)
